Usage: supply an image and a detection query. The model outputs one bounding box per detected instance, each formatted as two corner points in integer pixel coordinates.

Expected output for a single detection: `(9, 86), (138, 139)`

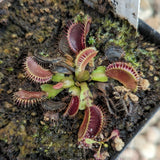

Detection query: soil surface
(0, 0), (160, 160)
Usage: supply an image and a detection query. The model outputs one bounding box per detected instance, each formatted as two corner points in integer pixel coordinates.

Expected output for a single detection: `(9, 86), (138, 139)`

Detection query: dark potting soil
(0, 0), (160, 160)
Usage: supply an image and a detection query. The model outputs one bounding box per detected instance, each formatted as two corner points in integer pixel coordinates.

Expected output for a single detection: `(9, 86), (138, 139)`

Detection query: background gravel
(139, 0), (160, 32)
(119, 0), (160, 159)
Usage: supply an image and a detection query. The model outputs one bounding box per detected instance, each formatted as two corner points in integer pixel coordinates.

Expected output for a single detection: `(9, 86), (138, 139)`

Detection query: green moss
(39, 51), (49, 57)
(0, 120), (37, 158)
(0, 60), (3, 64)
(88, 36), (96, 45)
(74, 13), (83, 23)
(6, 67), (14, 72)
(125, 53), (140, 67)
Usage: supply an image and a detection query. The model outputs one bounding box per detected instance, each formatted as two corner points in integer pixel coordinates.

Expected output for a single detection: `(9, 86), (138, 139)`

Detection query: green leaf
(41, 84), (63, 98)
(75, 70), (90, 82)
(79, 82), (93, 110)
(85, 138), (97, 144)
(52, 73), (65, 82)
(103, 143), (108, 148)
(69, 86), (80, 96)
(91, 66), (108, 82)
(62, 77), (74, 88)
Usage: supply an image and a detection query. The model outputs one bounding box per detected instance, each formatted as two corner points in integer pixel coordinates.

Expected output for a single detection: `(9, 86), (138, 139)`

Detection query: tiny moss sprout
(88, 36), (96, 45)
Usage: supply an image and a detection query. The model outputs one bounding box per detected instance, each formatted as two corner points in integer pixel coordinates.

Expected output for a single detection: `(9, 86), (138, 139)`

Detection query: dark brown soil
(0, 0), (160, 160)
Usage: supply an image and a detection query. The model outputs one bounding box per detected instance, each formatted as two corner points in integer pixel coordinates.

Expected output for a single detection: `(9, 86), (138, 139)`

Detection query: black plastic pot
(138, 18), (160, 47)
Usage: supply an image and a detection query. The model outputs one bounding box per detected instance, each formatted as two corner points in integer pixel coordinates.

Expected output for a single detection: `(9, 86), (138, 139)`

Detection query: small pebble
(154, 76), (159, 81)
(7, 89), (12, 94)
(140, 142), (156, 159)
(31, 112), (37, 117)
(18, 73), (25, 79)
(133, 135), (147, 150)
(149, 65), (154, 71)
(40, 121), (45, 125)
(4, 101), (13, 109)
(146, 126), (160, 144)
(139, 78), (150, 90)
(54, 18), (58, 23)
(11, 34), (17, 38)
(0, 72), (4, 83)
(14, 47), (19, 52)
(155, 145), (160, 159)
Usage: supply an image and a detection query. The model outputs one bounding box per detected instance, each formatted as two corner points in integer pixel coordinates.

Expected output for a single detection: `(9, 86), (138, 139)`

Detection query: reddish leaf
(53, 82), (64, 89)
(67, 23), (85, 54)
(78, 105), (104, 144)
(13, 90), (47, 106)
(106, 62), (139, 91)
(75, 47), (98, 72)
(24, 57), (52, 83)
(63, 96), (79, 117)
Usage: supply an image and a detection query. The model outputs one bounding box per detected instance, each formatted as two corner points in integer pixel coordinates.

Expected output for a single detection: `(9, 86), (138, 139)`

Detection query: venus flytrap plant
(13, 14), (142, 160)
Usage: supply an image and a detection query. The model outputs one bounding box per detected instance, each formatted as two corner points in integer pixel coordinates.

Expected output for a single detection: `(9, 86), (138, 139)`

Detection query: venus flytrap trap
(24, 56), (53, 83)
(63, 86), (80, 117)
(106, 62), (139, 92)
(13, 14), (144, 160)
(75, 47), (98, 77)
(13, 90), (48, 107)
(78, 105), (105, 147)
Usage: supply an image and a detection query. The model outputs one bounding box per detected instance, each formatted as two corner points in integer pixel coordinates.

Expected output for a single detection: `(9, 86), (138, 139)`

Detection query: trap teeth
(75, 47), (98, 72)
(63, 96), (79, 117)
(66, 22), (85, 54)
(106, 62), (139, 92)
(24, 56), (53, 83)
(13, 90), (47, 106)
(78, 105), (104, 143)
